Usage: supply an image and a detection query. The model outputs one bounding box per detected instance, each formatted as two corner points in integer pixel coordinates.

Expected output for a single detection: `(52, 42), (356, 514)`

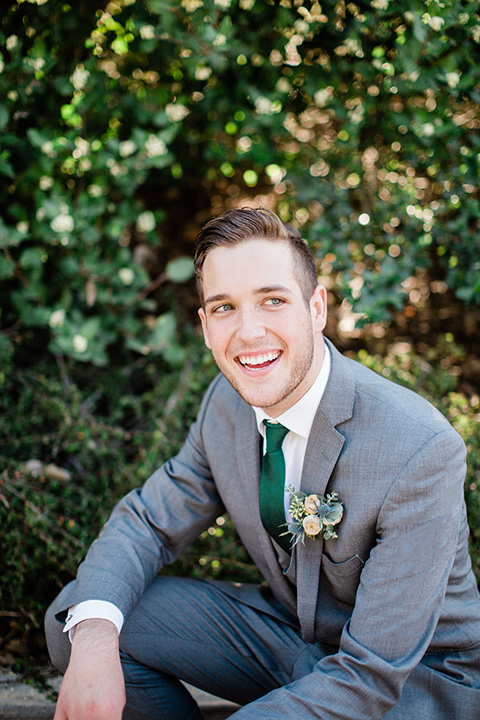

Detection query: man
(46, 207), (480, 719)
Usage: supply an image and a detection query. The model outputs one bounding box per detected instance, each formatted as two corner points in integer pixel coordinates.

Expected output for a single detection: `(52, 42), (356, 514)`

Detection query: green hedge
(1, 0), (479, 368)
(1, 334), (478, 662)
(1, 0), (479, 664)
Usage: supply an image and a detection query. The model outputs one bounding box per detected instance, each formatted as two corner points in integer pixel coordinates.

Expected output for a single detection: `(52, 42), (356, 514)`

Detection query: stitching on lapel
(295, 340), (355, 643)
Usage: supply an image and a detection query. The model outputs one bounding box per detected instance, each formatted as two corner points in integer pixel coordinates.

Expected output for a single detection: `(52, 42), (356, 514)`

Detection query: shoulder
(327, 340), (462, 445)
(198, 372), (248, 428)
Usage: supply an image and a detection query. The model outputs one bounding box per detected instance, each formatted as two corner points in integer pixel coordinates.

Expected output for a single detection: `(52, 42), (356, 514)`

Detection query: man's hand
(53, 619), (126, 720)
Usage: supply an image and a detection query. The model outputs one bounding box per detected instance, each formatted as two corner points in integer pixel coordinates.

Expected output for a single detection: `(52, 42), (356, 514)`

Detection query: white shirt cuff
(63, 600), (124, 642)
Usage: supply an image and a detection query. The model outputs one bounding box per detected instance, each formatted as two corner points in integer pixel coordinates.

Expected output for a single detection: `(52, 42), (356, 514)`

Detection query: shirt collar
(253, 344), (331, 440)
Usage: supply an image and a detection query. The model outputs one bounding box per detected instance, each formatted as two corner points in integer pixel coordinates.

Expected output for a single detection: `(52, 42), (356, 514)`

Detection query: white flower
(195, 65), (212, 81)
(371, 0), (388, 8)
(119, 140), (137, 157)
(87, 184), (103, 197)
(349, 107), (364, 124)
(314, 87), (333, 107)
(422, 123), (435, 137)
(118, 267), (134, 285)
(136, 211), (156, 233)
(39, 176), (54, 190)
(16, 221), (29, 233)
(446, 72), (460, 88)
(70, 65), (89, 91)
(239, 0), (255, 8)
(428, 16), (445, 31)
(6, 35), (19, 51)
(49, 309), (66, 328)
(73, 334), (88, 353)
(51, 214), (74, 233)
(303, 515), (322, 536)
(145, 135), (167, 158)
(41, 141), (56, 157)
(458, 13), (469, 25)
(109, 162), (126, 177)
(165, 103), (190, 122)
(254, 97), (281, 114)
(276, 77), (291, 93)
(0, 60), (4, 74)
(140, 24), (156, 40)
(472, 26), (480, 43)
(181, 0), (203, 11)
(74, 137), (89, 157)
(25, 57), (45, 72)
(304, 494), (320, 514)
(214, 0), (231, 7)
(213, 33), (227, 46)
(343, 38), (362, 55)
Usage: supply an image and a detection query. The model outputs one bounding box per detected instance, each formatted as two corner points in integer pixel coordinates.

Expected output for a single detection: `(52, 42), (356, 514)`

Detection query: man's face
(198, 238), (327, 417)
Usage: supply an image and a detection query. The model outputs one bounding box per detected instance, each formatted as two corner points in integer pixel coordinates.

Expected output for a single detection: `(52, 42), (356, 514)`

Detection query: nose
(235, 306), (267, 344)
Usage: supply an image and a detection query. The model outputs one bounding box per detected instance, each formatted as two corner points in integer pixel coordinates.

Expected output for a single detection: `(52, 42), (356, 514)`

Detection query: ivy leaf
(166, 257), (194, 283)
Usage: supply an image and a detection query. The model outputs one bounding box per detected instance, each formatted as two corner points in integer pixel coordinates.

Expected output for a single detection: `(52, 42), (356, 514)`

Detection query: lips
(237, 350), (281, 369)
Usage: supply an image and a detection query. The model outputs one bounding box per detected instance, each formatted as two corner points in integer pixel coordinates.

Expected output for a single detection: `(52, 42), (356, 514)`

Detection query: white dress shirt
(64, 345), (331, 638)
(253, 343), (331, 520)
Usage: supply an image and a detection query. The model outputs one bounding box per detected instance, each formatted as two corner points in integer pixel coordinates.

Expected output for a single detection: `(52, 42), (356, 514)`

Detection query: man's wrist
(73, 617), (120, 641)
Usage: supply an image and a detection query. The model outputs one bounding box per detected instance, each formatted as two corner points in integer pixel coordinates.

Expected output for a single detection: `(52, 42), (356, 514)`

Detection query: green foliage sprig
(1, 0), (480, 369)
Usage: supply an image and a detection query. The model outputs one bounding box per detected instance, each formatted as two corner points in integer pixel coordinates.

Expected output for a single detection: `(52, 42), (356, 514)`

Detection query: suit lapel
(296, 340), (356, 642)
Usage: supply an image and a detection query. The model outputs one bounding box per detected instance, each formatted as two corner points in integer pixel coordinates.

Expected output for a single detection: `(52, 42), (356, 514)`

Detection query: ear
(310, 284), (327, 334)
(198, 307), (212, 349)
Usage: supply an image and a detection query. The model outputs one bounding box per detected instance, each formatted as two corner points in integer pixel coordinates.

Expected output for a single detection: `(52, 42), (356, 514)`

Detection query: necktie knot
(263, 420), (289, 453)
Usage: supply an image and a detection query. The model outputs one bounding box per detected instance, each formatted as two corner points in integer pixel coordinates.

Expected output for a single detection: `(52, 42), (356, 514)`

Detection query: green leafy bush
(0, 0), (479, 667)
(1, 0), (479, 370)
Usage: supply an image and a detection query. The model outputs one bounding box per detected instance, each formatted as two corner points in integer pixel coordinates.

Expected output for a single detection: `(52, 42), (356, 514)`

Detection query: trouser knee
(44, 582), (75, 673)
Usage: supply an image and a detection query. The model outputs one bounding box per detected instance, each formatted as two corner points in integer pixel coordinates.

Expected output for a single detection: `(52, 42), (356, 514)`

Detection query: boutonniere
(282, 485), (344, 547)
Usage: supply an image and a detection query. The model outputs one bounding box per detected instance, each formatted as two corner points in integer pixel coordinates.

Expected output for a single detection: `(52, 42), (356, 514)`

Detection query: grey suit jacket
(59, 339), (480, 718)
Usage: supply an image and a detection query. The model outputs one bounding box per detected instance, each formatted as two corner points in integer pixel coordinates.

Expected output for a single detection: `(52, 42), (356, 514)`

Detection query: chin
(235, 385), (287, 410)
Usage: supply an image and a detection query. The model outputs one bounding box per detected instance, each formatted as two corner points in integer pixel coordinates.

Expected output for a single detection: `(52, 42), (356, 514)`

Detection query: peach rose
(303, 515), (322, 536)
(304, 494), (320, 514)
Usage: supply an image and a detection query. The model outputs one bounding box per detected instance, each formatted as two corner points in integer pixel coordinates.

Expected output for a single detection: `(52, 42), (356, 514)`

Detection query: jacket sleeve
(230, 427), (468, 719)
(55, 376), (225, 622)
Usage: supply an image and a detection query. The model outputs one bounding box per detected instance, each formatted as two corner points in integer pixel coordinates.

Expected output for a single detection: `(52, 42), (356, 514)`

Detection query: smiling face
(198, 238), (327, 417)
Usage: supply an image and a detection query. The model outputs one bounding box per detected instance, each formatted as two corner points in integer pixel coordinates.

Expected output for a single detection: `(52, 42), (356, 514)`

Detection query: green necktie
(259, 420), (291, 553)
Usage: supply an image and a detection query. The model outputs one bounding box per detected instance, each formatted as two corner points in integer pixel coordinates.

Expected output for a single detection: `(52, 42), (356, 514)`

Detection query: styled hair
(194, 207), (318, 305)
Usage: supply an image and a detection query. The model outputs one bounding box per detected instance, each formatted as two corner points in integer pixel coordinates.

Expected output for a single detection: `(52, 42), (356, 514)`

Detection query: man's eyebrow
(204, 293), (231, 306)
(254, 285), (292, 295)
(204, 285), (293, 306)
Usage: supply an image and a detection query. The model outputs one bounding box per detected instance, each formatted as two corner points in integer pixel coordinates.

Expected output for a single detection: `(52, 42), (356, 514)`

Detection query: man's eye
(213, 303), (234, 313)
(265, 297), (284, 306)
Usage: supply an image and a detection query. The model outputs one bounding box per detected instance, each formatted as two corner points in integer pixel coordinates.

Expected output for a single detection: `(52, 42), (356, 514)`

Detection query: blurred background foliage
(0, 0), (479, 668)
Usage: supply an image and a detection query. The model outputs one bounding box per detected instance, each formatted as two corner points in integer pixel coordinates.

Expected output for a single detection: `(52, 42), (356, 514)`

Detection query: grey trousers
(45, 576), (480, 720)
(45, 576), (321, 719)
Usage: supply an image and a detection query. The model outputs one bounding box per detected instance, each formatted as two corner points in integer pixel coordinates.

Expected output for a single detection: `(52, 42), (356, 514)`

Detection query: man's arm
(229, 427), (469, 719)
(54, 619), (125, 720)
(54, 374), (224, 624)
(51, 376), (225, 718)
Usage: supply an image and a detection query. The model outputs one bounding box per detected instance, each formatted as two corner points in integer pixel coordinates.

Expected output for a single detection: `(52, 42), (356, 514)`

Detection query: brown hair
(194, 207), (317, 305)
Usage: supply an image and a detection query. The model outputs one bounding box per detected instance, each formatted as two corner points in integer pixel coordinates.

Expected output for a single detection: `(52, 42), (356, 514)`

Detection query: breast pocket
(320, 553), (365, 607)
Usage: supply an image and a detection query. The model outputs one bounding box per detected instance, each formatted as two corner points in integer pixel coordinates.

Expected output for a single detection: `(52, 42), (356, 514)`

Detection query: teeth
(239, 351), (280, 366)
